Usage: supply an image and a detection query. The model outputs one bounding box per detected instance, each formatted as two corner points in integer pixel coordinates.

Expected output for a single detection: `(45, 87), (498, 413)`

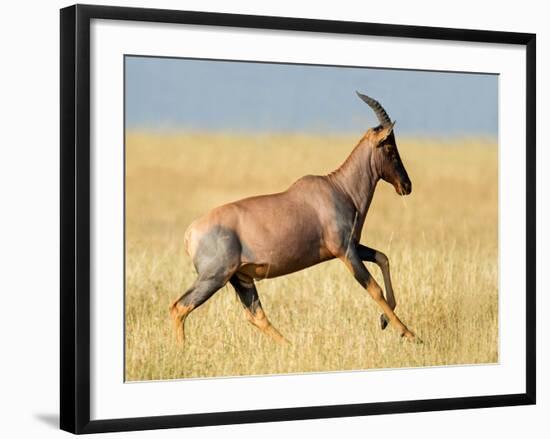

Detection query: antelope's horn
(356, 91), (392, 128)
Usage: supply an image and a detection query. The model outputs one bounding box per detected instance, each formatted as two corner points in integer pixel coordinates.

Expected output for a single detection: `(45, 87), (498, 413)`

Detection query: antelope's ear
(375, 121), (396, 147)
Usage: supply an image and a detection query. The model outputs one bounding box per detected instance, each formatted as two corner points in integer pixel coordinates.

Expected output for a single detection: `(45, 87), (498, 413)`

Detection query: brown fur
(171, 94), (419, 345)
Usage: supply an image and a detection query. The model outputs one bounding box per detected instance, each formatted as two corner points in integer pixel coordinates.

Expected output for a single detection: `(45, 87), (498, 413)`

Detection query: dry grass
(125, 131), (498, 381)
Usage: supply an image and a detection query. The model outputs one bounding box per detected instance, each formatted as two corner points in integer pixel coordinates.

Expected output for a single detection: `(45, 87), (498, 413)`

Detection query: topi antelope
(170, 92), (418, 345)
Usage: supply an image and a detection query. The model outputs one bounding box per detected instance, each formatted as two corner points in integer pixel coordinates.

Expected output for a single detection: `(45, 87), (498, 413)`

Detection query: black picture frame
(60, 4), (536, 434)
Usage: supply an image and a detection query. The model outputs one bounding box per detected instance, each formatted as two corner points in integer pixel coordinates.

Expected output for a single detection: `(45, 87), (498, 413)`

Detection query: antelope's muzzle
(396, 180), (412, 196)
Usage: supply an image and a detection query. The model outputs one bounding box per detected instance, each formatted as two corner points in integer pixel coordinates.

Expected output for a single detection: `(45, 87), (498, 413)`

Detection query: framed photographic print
(60, 4), (536, 434)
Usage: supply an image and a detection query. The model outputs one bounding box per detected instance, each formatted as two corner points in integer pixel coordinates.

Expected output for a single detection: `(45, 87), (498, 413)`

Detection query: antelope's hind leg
(170, 276), (227, 345)
(230, 273), (289, 345)
(170, 227), (240, 345)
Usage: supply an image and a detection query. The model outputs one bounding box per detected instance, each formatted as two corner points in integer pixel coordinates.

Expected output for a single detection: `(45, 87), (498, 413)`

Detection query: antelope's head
(357, 92), (412, 196)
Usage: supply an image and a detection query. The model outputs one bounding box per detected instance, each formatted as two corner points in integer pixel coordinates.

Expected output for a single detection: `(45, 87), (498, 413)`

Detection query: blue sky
(125, 56), (498, 137)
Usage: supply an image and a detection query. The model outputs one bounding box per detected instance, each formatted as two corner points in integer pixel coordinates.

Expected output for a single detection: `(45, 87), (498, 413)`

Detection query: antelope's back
(184, 175), (337, 276)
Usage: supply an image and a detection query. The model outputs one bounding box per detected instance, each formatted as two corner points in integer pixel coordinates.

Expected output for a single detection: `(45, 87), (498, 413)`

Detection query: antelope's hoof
(175, 336), (185, 347)
(401, 330), (423, 344)
(379, 314), (389, 330)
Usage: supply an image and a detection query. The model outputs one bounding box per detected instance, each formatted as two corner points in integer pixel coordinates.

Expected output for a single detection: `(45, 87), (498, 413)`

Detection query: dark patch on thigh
(192, 225), (243, 277)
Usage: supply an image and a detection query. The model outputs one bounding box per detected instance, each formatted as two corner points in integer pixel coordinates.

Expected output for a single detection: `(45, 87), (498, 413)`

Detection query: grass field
(125, 132), (498, 381)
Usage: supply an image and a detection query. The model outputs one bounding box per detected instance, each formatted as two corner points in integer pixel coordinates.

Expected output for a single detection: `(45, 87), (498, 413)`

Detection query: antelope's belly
(238, 243), (334, 279)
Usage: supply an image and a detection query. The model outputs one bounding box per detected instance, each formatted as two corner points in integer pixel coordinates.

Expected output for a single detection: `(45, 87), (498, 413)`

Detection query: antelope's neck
(328, 141), (380, 221)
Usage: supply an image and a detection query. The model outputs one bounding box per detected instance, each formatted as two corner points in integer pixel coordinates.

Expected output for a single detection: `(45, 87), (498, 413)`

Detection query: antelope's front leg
(340, 247), (416, 341)
(357, 245), (395, 330)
